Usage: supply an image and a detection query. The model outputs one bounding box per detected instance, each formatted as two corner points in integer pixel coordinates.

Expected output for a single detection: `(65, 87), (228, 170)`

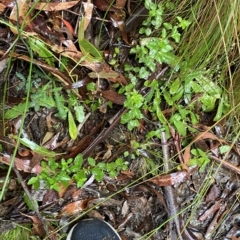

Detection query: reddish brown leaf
(42, 190), (59, 206)
(149, 167), (197, 186)
(58, 180), (73, 198)
(110, 11), (130, 44)
(100, 89), (125, 105)
(116, 0), (127, 8)
(93, 0), (121, 12)
(182, 146), (191, 165)
(58, 17), (75, 35)
(60, 199), (90, 216)
(0, 3), (6, 13)
(193, 131), (225, 143)
(0, 154), (42, 174)
(21, 213), (46, 238)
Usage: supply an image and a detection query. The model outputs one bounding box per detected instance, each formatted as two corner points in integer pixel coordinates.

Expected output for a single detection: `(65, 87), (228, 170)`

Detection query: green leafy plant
(28, 154), (128, 192)
(5, 81), (85, 140)
(120, 0), (229, 137)
(189, 148), (210, 173)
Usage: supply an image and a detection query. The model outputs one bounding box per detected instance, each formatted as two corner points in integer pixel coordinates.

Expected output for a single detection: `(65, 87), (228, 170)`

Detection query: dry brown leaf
(0, 3), (6, 14)
(20, 213), (46, 238)
(182, 146), (191, 166)
(83, 0), (93, 30)
(58, 180), (73, 198)
(93, 0), (121, 12)
(149, 166), (197, 186)
(193, 131), (225, 143)
(60, 199), (90, 216)
(0, 154), (42, 173)
(33, 1), (80, 11)
(116, 0), (127, 8)
(9, 0), (31, 34)
(100, 89), (125, 105)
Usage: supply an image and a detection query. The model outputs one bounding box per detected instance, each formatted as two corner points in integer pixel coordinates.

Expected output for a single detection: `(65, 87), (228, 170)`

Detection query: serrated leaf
(5, 102), (30, 119)
(68, 110), (78, 140)
(88, 157), (96, 166)
(170, 78), (181, 94)
(171, 115), (186, 136)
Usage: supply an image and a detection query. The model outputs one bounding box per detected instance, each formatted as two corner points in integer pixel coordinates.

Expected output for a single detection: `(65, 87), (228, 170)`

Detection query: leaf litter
(0, 0), (240, 239)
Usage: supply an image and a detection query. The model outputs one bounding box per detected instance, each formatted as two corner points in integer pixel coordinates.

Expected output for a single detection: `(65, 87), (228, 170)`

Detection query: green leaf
(170, 114), (186, 136)
(127, 119), (140, 130)
(78, 17), (85, 41)
(10, 135), (56, 157)
(172, 87), (184, 101)
(87, 82), (96, 91)
(57, 172), (71, 183)
(213, 97), (224, 121)
(163, 90), (173, 105)
(88, 157), (96, 166)
(51, 183), (60, 192)
(5, 102), (30, 119)
(177, 16), (191, 29)
(28, 38), (55, 67)
(219, 145), (231, 154)
(53, 87), (68, 120)
(49, 158), (59, 171)
(23, 193), (38, 211)
(68, 110), (78, 140)
(27, 177), (38, 185)
(97, 162), (106, 169)
(74, 105), (85, 123)
(170, 78), (181, 94)
(74, 154), (83, 167)
(79, 38), (103, 62)
(200, 95), (216, 112)
(109, 170), (117, 178)
(74, 170), (87, 187)
(91, 167), (104, 181)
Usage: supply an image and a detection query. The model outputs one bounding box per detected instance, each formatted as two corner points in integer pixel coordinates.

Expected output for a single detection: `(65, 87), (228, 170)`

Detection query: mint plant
(28, 154), (128, 192)
(120, 0), (229, 137)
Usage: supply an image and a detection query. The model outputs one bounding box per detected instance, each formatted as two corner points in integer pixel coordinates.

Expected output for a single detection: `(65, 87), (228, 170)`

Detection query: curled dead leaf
(60, 199), (91, 216)
(149, 166), (197, 186)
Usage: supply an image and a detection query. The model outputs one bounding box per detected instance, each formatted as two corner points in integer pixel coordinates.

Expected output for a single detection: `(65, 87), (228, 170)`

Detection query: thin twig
(12, 166), (49, 235)
(161, 131), (183, 240)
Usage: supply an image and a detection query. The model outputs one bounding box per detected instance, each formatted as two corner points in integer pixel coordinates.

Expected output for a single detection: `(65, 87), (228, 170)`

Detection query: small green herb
(28, 154), (128, 190)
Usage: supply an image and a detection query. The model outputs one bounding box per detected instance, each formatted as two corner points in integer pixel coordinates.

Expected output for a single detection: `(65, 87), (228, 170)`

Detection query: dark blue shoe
(66, 218), (121, 240)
